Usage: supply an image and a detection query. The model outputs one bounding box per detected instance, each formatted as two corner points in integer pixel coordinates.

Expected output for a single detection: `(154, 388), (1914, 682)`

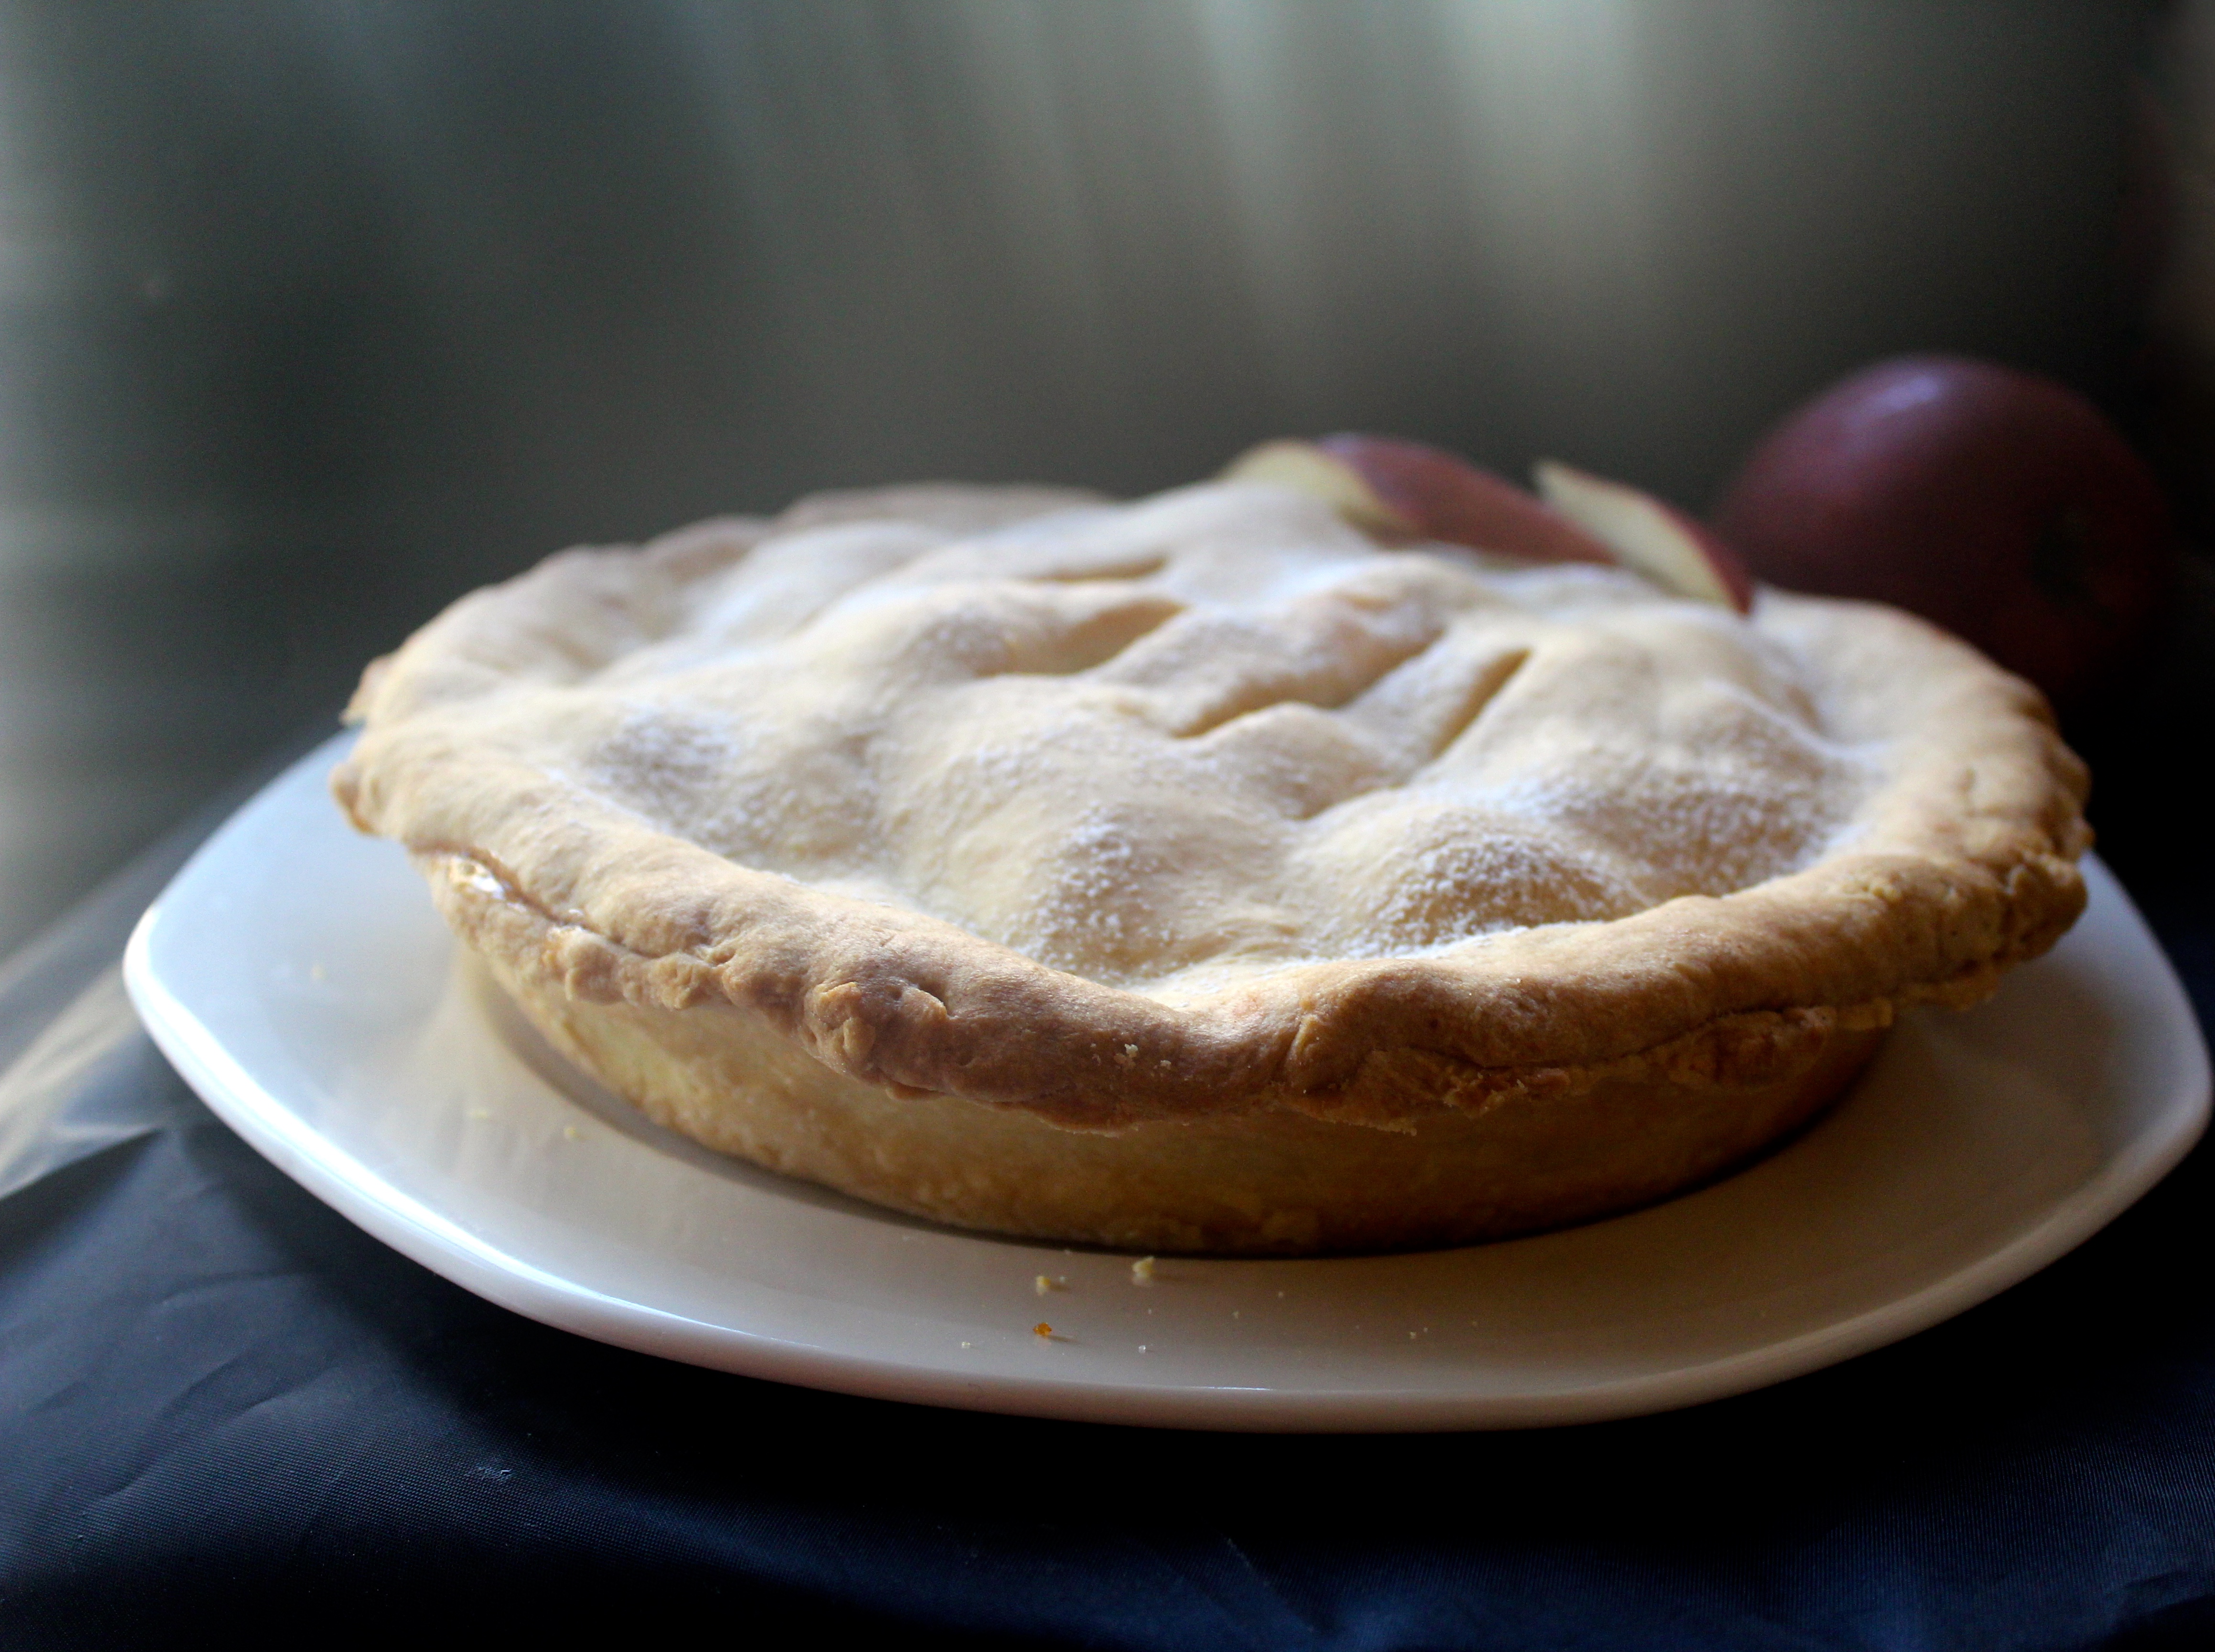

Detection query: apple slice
(1218, 438), (1416, 539)
(1533, 460), (1755, 612)
(1222, 434), (1615, 566)
(1316, 435), (1616, 566)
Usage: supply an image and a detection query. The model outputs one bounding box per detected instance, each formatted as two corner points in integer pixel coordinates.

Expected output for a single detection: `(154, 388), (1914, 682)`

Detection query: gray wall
(0, 0), (2161, 953)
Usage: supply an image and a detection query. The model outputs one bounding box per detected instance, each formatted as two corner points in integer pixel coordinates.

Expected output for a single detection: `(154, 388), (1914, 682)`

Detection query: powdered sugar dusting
(514, 481), (1885, 991)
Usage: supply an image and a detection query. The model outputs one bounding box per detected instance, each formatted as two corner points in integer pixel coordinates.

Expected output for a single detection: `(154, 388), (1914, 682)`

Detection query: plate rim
(121, 740), (2214, 1432)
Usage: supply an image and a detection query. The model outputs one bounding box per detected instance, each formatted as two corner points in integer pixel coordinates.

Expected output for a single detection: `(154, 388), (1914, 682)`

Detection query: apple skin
(1535, 459), (1755, 612)
(1221, 434), (1750, 609)
(1311, 434), (1616, 567)
(1216, 438), (1421, 540)
(1715, 356), (2171, 705)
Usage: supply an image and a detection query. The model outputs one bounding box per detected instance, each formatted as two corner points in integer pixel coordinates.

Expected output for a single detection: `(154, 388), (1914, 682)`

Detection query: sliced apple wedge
(1219, 438), (1417, 539)
(1223, 435), (1614, 565)
(1316, 435), (1616, 566)
(1533, 460), (1755, 612)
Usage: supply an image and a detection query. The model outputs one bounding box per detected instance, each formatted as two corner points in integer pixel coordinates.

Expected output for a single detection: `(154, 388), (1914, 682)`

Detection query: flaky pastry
(334, 479), (2089, 1253)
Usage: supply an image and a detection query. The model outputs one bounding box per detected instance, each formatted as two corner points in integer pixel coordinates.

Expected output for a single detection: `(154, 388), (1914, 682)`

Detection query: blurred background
(0, 0), (2204, 957)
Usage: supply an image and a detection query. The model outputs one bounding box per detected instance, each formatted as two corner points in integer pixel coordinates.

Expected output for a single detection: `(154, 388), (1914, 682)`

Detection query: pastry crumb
(1034, 1274), (1067, 1295)
(1131, 1256), (1156, 1286)
(1033, 1322), (1056, 1340)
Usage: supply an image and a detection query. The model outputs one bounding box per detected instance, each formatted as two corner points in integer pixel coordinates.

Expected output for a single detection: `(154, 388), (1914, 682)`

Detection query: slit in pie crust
(333, 479), (2089, 1254)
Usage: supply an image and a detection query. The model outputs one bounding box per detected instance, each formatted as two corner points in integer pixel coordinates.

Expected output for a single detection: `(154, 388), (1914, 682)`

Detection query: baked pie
(332, 468), (2089, 1254)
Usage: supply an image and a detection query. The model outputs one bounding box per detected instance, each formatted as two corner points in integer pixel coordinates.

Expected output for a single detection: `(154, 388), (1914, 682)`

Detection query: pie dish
(330, 476), (2091, 1254)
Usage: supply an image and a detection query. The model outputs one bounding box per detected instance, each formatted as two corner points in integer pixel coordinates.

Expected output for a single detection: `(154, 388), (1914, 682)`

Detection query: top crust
(333, 481), (2090, 1133)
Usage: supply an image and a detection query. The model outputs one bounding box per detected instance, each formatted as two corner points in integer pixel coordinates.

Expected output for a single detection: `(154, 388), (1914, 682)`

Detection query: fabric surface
(2, 717), (2214, 1650)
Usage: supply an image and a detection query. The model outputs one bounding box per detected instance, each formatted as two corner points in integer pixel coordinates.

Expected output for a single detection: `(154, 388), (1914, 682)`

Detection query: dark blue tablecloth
(4, 715), (2214, 1652)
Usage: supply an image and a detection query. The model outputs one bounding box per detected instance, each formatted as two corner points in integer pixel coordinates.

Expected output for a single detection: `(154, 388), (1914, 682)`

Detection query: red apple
(1535, 461), (1755, 612)
(1715, 356), (2171, 704)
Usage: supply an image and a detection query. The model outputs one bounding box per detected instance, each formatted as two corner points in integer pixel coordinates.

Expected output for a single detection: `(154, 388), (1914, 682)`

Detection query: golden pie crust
(333, 480), (2090, 1253)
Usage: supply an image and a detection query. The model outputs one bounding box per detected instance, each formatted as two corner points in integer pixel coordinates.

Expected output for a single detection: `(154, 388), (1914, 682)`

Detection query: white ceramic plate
(124, 735), (2210, 1432)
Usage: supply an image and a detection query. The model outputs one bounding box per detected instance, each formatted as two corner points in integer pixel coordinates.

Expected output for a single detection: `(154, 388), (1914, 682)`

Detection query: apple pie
(332, 473), (2089, 1254)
